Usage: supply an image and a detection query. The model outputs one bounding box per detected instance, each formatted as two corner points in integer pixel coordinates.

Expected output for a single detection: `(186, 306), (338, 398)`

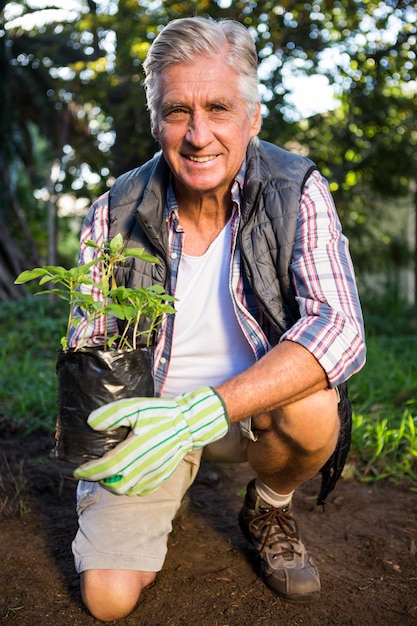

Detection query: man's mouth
(186, 155), (217, 162)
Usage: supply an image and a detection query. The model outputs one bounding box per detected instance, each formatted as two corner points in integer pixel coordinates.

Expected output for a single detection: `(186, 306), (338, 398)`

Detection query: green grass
(0, 293), (416, 484)
(348, 294), (417, 484)
(0, 296), (67, 433)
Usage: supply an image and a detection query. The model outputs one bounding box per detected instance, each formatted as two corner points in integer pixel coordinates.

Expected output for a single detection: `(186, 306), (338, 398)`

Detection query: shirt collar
(231, 158), (246, 212)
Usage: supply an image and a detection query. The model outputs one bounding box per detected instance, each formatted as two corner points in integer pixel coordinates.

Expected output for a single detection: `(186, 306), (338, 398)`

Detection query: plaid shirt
(70, 163), (365, 393)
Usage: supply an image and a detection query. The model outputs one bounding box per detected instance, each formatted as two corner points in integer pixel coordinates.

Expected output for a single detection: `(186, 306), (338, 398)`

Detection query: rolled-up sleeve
(282, 170), (366, 387)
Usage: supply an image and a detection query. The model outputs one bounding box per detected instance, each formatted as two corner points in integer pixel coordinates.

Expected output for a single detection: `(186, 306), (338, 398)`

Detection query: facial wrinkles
(152, 54), (260, 200)
(158, 69), (243, 136)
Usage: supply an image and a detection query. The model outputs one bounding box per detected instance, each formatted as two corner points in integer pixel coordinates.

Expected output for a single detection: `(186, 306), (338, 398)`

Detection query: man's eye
(165, 107), (187, 117)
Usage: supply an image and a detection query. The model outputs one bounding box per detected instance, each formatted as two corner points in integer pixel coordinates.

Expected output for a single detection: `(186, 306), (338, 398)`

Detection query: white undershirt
(162, 218), (256, 398)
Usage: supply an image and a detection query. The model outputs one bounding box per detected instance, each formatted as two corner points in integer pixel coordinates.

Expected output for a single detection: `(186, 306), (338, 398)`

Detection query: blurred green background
(1, 1), (416, 484)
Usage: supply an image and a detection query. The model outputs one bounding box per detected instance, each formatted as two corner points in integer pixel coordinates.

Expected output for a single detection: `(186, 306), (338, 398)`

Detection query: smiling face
(151, 53), (261, 204)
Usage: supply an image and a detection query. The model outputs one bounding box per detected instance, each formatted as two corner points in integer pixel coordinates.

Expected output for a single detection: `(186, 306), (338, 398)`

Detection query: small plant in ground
(15, 233), (176, 350)
(5, 605), (25, 618)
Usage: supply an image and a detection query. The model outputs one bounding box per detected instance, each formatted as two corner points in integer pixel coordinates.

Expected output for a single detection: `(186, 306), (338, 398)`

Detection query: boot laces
(248, 506), (302, 560)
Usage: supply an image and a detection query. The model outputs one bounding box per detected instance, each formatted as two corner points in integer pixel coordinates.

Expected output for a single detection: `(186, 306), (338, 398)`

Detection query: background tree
(0, 0), (106, 295)
(1, 0), (416, 302)
(277, 1), (417, 287)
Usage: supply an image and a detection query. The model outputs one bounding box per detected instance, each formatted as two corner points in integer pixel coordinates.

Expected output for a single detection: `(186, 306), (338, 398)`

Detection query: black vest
(108, 140), (316, 345)
(107, 140), (350, 506)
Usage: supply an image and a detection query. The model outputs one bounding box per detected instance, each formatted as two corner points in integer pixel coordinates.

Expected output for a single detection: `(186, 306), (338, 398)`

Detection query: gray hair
(143, 17), (260, 129)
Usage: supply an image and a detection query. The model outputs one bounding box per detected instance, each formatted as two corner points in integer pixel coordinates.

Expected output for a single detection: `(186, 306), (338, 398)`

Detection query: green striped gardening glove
(73, 387), (229, 496)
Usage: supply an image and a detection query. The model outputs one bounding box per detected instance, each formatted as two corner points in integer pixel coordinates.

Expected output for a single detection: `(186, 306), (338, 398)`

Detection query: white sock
(255, 479), (294, 508)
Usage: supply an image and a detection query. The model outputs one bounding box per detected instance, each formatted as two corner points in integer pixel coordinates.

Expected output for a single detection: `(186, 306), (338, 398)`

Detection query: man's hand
(73, 387), (229, 496)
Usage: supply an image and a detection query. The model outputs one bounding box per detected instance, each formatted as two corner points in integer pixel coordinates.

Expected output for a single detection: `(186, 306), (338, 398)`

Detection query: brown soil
(1, 430), (416, 626)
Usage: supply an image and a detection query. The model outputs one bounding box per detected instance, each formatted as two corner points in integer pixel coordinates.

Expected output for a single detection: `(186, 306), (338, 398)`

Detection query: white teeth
(187, 155), (216, 162)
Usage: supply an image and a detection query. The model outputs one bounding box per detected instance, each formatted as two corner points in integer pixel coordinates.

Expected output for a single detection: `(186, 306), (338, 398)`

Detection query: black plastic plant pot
(55, 347), (154, 465)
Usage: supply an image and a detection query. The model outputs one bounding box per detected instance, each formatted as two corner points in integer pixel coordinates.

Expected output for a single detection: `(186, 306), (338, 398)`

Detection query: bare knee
(81, 569), (156, 622)
(248, 389), (340, 492)
(252, 387), (340, 456)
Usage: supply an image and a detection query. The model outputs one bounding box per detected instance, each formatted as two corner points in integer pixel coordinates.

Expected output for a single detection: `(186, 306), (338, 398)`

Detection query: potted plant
(15, 233), (176, 465)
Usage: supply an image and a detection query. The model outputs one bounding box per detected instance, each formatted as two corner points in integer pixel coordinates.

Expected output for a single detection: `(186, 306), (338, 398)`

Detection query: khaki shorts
(72, 422), (252, 573)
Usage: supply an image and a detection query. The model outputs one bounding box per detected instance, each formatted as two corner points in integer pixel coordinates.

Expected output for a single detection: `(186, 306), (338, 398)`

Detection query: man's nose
(186, 112), (213, 146)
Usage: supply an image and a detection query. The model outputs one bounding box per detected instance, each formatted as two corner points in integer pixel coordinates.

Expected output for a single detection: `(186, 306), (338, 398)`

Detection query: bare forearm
(216, 340), (328, 424)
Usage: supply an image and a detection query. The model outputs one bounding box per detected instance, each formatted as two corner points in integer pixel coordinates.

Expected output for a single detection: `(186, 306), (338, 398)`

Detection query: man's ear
(250, 102), (262, 137)
(151, 124), (159, 141)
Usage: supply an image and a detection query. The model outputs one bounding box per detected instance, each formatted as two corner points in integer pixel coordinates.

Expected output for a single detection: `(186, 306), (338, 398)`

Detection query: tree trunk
(0, 216), (28, 300)
(414, 178), (417, 307)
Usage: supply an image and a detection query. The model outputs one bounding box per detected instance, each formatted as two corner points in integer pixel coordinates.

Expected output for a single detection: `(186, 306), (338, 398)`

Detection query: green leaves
(15, 234), (175, 351)
(15, 262), (98, 291)
(110, 284), (177, 350)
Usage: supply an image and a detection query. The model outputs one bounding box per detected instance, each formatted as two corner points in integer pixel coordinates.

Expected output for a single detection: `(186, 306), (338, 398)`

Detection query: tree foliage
(1, 0), (416, 298)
